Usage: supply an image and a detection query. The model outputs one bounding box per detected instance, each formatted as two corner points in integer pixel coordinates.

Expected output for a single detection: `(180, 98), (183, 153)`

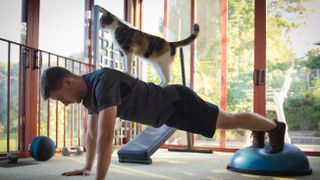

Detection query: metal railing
(0, 38), (93, 154)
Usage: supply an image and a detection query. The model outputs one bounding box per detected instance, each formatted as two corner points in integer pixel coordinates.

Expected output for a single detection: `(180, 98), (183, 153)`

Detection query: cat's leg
(155, 61), (170, 87)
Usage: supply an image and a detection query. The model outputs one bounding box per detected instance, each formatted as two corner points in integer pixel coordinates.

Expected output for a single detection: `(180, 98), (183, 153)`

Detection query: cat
(100, 10), (199, 86)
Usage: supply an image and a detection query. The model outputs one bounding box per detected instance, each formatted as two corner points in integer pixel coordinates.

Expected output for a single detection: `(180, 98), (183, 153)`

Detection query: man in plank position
(41, 67), (285, 180)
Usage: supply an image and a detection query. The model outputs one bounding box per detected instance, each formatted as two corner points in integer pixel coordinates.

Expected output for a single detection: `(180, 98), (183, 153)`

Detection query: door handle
(254, 69), (259, 86)
(261, 69), (265, 86)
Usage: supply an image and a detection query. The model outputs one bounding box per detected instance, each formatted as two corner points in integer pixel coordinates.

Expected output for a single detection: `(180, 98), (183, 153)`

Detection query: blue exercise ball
(29, 136), (56, 161)
(227, 143), (312, 176)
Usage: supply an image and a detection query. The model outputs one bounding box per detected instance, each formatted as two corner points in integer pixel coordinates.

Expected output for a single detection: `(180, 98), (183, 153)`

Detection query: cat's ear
(100, 12), (114, 28)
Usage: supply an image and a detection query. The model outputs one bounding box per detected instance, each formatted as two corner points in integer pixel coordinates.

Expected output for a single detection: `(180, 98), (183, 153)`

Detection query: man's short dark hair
(41, 67), (74, 100)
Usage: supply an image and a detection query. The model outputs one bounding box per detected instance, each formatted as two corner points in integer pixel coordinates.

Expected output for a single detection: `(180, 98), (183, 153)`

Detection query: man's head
(41, 67), (86, 105)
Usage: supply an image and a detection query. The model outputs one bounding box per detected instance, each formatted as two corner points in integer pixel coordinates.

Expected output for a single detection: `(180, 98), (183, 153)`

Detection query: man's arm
(96, 106), (117, 180)
(62, 113), (98, 176)
(84, 114), (98, 171)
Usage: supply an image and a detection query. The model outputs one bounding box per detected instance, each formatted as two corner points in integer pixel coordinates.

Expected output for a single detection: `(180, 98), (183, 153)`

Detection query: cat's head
(100, 11), (115, 28)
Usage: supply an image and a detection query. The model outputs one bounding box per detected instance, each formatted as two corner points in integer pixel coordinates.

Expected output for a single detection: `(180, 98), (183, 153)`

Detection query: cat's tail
(170, 24), (200, 48)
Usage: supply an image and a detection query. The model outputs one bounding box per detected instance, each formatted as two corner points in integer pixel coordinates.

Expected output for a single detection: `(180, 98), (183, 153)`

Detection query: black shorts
(165, 85), (219, 138)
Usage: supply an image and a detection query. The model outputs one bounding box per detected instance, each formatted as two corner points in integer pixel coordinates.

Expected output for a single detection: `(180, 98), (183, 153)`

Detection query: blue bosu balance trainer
(227, 143), (312, 176)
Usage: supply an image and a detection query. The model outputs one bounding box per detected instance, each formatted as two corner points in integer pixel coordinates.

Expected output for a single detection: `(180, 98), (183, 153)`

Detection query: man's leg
(216, 109), (286, 153)
(216, 109), (276, 131)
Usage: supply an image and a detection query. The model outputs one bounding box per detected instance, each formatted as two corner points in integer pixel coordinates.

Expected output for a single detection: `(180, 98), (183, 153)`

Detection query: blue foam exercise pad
(227, 143), (312, 176)
(117, 125), (176, 164)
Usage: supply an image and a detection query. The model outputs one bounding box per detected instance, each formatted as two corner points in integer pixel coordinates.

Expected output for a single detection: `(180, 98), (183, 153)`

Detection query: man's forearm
(96, 135), (113, 180)
(84, 132), (97, 171)
(95, 106), (117, 180)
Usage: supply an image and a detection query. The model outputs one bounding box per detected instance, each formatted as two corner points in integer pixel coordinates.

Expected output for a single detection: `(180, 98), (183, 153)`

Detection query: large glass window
(39, 0), (84, 59)
(139, 0), (164, 135)
(141, 0), (164, 84)
(0, 0), (23, 152)
(0, 0), (22, 42)
(193, 0), (222, 148)
(95, 0), (124, 19)
(225, 0), (255, 148)
(39, 0), (85, 147)
(267, 0), (320, 152)
(165, 0), (191, 146)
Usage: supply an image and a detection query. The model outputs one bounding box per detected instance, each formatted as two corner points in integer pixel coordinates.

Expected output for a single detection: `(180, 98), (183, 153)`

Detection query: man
(41, 66), (285, 180)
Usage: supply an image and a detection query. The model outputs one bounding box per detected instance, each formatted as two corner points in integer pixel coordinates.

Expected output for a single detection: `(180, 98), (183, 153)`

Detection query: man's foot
(251, 131), (265, 148)
(268, 119), (286, 154)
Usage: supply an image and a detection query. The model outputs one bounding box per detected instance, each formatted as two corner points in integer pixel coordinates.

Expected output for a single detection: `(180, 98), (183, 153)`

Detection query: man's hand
(61, 168), (91, 176)
(61, 114), (98, 177)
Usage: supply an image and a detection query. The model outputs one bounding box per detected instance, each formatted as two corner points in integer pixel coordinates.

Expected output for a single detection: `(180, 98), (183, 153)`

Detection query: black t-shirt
(82, 68), (180, 127)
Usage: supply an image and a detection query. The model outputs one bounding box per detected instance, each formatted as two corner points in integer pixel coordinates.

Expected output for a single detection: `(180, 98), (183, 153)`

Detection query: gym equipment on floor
(227, 143), (312, 176)
(61, 146), (85, 156)
(29, 136), (56, 161)
(0, 152), (19, 163)
(117, 125), (176, 164)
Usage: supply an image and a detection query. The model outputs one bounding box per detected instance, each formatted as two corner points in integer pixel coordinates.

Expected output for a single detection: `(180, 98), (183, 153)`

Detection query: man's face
(49, 77), (83, 106)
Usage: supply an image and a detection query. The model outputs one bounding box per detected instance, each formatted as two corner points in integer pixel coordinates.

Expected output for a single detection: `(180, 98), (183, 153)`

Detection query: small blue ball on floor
(29, 136), (56, 161)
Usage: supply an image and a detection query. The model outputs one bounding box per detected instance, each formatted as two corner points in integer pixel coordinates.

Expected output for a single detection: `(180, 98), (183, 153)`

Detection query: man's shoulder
(87, 67), (119, 78)
(100, 67), (124, 76)
(97, 67), (114, 74)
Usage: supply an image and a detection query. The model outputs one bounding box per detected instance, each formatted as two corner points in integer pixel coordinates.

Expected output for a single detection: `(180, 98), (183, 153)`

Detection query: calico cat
(100, 10), (199, 86)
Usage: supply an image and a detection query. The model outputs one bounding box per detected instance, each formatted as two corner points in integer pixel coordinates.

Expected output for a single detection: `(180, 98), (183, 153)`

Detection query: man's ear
(62, 77), (72, 87)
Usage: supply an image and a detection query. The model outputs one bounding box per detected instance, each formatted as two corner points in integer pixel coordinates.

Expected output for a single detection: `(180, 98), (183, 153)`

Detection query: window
(39, 0), (84, 59)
